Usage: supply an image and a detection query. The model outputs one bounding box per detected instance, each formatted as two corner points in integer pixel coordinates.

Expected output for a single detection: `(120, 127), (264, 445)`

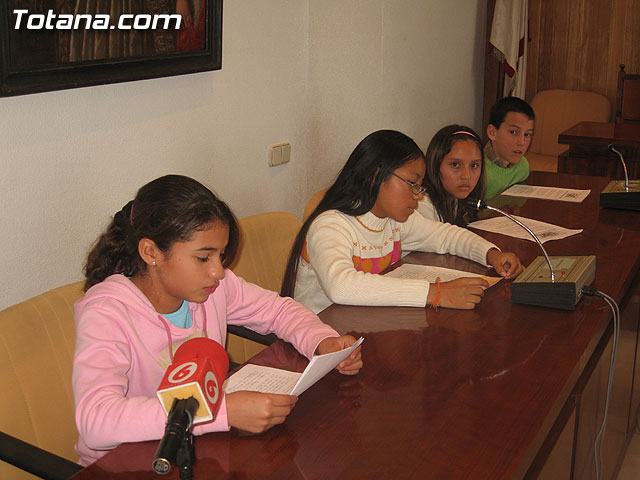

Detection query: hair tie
(114, 200), (135, 229)
(451, 130), (477, 138)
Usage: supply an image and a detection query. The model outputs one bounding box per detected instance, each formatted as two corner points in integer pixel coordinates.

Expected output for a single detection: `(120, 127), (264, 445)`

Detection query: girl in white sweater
(281, 130), (523, 314)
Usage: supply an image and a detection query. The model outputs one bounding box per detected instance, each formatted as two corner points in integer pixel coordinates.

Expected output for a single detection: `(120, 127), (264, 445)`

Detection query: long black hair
(422, 125), (484, 226)
(280, 130), (424, 298)
(83, 174), (239, 291)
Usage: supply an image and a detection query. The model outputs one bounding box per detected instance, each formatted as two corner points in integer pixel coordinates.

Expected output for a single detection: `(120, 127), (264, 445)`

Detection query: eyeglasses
(391, 173), (427, 196)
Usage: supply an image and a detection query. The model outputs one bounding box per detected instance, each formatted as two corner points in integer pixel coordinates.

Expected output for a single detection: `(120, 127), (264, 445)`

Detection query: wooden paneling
(526, 0), (640, 116)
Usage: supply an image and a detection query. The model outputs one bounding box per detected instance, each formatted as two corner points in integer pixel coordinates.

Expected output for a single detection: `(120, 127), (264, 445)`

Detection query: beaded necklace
(355, 216), (384, 233)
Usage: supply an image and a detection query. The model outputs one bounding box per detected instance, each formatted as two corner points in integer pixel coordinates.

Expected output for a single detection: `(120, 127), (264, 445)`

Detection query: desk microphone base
(511, 255), (596, 310)
(600, 180), (640, 211)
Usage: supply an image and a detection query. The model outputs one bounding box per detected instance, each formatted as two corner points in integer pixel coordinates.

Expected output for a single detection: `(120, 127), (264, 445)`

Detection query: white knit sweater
(294, 210), (497, 313)
(416, 196), (441, 222)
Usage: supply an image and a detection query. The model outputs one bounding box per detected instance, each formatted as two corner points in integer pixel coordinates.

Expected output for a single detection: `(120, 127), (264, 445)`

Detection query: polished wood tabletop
(71, 172), (640, 480)
(557, 121), (640, 177)
(558, 121), (640, 148)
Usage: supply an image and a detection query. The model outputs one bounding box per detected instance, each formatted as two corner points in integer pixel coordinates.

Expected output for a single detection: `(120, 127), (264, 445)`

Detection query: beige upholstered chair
(527, 89), (611, 172)
(303, 188), (328, 221)
(0, 282), (84, 480)
(227, 211), (303, 363)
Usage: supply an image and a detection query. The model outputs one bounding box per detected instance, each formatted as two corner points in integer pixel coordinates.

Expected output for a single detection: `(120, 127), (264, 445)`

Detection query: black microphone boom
(464, 199), (596, 310)
(152, 397), (199, 475)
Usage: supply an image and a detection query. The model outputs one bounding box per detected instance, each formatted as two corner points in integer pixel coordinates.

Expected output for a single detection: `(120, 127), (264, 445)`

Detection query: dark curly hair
(83, 175), (239, 291)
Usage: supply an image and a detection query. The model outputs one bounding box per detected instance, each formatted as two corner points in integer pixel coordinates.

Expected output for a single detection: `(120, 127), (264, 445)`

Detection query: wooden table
(70, 172), (640, 480)
(557, 121), (640, 178)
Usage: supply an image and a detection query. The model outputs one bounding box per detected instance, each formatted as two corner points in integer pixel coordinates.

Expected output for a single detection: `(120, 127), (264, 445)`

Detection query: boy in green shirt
(483, 97), (535, 200)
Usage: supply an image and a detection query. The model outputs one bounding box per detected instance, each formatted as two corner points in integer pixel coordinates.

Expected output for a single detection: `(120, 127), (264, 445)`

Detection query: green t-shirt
(483, 155), (530, 201)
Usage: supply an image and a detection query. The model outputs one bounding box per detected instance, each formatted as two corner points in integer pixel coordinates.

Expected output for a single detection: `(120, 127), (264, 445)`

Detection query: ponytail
(83, 201), (142, 291)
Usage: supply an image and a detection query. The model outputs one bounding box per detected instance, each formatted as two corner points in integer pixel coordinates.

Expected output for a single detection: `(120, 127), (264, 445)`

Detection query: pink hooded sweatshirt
(73, 272), (339, 466)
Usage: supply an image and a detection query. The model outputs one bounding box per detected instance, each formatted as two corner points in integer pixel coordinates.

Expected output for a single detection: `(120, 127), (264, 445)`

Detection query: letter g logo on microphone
(204, 370), (220, 405)
(167, 362), (198, 384)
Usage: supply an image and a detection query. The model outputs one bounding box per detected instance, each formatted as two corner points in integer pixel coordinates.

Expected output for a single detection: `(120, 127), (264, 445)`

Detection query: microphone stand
(466, 199), (555, 281)
(464, 198), (596, 310)
(599, 144), (640, 211)
(608, 144), (629, 192)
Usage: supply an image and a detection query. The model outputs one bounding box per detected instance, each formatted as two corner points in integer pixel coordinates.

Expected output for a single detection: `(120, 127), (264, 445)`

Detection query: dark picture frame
(0, 0), (222, 97)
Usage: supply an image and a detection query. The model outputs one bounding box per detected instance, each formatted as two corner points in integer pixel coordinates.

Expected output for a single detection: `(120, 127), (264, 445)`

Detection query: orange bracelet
(431, 277), (454, 310)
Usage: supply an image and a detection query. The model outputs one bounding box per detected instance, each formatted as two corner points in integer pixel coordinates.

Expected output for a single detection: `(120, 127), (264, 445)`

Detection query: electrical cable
(580, 287), (620, 480)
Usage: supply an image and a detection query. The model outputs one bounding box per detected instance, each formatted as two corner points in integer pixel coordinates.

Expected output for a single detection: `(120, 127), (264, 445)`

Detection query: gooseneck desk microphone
(463, 199), (596, 310)
(599, 144), (640, 211)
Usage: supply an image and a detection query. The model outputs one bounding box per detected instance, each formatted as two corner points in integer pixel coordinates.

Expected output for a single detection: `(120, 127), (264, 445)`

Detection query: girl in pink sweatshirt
(73, 174), (362, 466)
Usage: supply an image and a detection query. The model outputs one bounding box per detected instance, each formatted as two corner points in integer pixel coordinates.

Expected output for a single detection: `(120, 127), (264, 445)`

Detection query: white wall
(0, 0), (486, 310)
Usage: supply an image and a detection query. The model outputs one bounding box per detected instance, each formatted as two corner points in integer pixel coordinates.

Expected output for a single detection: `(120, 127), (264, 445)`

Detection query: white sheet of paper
(223, 364), (301, 395)
(501, 184), (590, 202)
(468, 215), (582, 243)
(291, 336), (364, 396)
(222, 337), (364, 397)
(385, 264), (501, 287)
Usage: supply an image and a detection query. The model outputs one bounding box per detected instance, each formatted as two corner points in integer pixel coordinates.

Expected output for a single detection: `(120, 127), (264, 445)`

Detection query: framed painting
(0, 0), (222, 97)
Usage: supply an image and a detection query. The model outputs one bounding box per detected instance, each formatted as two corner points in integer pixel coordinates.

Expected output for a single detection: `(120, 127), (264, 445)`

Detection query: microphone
(153, 338), (229, 474)
(152, 397), (199, 474)
(599, 144), (640, 211)
(464, 199), (596, 310)
(464, 198), (555, 281)
(608, 144), (629, 192)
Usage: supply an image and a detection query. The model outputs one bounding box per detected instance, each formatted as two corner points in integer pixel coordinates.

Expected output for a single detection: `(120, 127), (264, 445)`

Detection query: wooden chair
(303, 188), (328, 221)
(0, 282), (85, 480)
(616, 64), (640, 124)
(527, 89), (611, 172)
(227, 212), (303, 363)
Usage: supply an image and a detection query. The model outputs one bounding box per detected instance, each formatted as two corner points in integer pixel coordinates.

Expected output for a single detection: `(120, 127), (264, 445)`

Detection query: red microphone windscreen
(157, 337), (229, 424)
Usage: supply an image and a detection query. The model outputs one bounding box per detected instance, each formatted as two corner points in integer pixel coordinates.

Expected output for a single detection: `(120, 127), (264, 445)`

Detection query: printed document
(385, 264), (501, 287)
(501, 184), (590, 202)
(223, 337), (364, 396)
(468, 216), (582, 243)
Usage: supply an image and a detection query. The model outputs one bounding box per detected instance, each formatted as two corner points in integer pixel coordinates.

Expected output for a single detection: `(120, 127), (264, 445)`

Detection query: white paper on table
(501, 184), (590, 202)
(222, 337), (364, 397)
(468, 215), (582, 243)
(385, 264), (502, 288)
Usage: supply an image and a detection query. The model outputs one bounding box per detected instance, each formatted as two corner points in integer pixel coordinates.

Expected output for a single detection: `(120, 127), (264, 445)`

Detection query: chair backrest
(0, 282), (84, 479)
(303, 188), (328, 221)
(529, 89), (611, 157)
(230, 212), (302, 293)
(616, 64), (640, 123)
